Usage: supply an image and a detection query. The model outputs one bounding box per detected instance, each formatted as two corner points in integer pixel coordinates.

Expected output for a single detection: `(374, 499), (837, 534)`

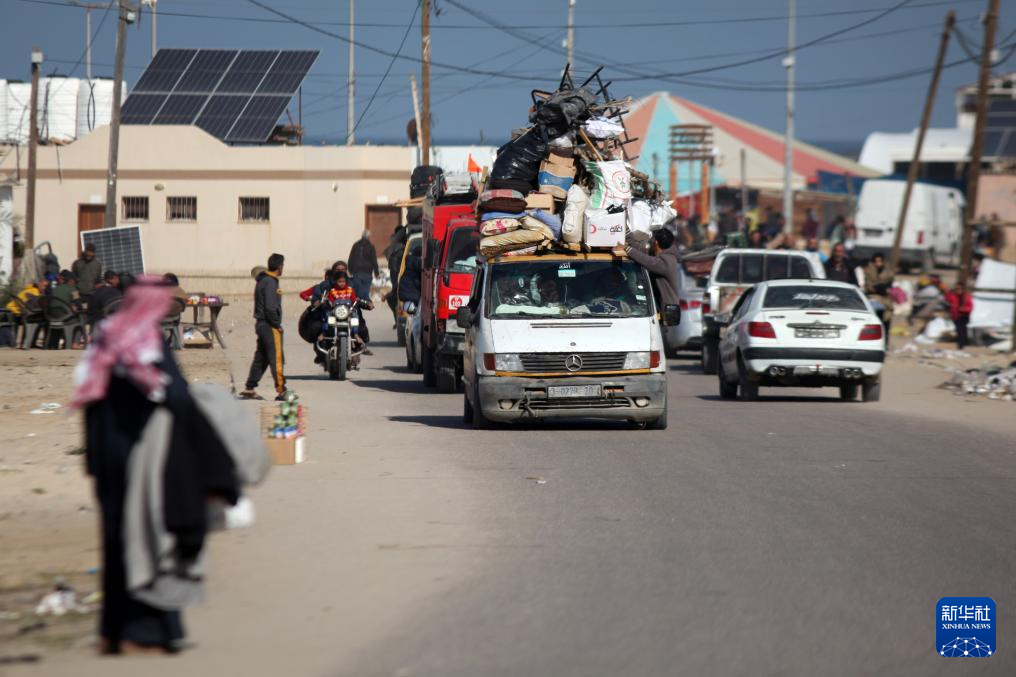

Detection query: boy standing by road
(241, 253), (287, 400)
(946, 281), (974, 349)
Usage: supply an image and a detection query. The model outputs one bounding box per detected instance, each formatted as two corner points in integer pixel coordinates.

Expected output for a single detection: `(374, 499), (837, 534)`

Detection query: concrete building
(0, 126), (414, 292)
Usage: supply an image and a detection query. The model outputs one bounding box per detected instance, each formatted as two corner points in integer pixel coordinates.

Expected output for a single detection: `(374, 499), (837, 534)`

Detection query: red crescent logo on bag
(589, 224), (597, 233)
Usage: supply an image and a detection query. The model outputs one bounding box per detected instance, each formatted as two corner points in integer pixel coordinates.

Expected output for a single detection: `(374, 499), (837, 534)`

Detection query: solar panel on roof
(153, 93), (208, 125)
(218, 50), (279, 93)
(1000, 131), (1016, 158)
(81, 226), (145, 276)
(133, 49), (196, 93)
(195, 94), (250, 138)
(257, 51), (318, 94)
(174, 49), (237, 93)
(120, 93), (168, 124)
(226, 95), (290, 142)
(123, 48), (317, 143)
(988, 99), (1016, 114)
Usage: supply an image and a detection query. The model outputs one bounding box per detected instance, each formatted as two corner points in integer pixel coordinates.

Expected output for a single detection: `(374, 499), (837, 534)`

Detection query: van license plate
(548, 385), (602, 398)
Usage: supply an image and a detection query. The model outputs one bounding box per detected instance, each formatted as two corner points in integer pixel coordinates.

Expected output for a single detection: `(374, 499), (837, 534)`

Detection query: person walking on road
(946, 281), (974, 349)
(72, 243), (103, 302)
(241, 253), (287, 401)
(625, 229), (680, 312)
(348, 230), (379, 303)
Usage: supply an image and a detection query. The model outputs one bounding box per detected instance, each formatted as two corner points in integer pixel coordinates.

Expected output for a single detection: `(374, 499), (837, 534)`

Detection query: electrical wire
(5, 0), (983, 30)
(345, 0), (421, 142)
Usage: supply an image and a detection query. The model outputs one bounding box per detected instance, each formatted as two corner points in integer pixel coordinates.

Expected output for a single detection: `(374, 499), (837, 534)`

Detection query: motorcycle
(315, 298), (371, 380)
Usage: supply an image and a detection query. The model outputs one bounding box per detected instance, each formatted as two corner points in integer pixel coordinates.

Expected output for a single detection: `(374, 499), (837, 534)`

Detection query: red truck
(420, 193), (480, 393)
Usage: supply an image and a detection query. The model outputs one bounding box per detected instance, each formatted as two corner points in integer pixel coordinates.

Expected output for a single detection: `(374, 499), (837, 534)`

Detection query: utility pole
(26, 47), (43, 252)
(566, 0), (575, 68)
(410, 74), (422, 166)
(960, 0), (1000, 281)
(421, 0), (431, 165)
(889, 11), (955, 273)
(740, 147), (748, 216)
(85, 6), (92, 79)
(346, 0), (355, 145)
(104, 0), (132, 231)
(782, 0), (795, 235)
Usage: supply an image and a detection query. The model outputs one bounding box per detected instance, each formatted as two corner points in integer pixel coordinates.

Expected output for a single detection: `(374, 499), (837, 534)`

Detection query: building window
(167, 196), (197, 222)
(121, 196), (149, 222)
(239, 197), (270, 223)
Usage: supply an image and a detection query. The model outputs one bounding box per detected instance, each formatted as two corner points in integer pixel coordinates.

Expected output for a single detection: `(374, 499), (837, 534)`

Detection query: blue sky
(1, 0), (1009, 148)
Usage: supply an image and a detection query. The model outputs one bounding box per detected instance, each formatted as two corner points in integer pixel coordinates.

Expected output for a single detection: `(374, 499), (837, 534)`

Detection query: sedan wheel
(717, 357), (737, 399)
(862, 380), (881, 403)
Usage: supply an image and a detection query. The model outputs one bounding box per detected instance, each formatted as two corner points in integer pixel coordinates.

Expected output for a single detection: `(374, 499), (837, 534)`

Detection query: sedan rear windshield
(763, 285), (868, 311)
(714, 253), (814, 284)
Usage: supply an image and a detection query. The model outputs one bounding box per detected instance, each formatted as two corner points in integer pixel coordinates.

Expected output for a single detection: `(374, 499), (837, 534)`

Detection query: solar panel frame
(132, 49), (197, 93)
(120, 93), (169, 124)
(173, 49), (238, 93)
(226, 95), (291, 142)
(153, 93), (209, 125)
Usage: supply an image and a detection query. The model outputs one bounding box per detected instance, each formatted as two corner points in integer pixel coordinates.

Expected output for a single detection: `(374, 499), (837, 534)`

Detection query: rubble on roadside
(940, 364), (1016, 401)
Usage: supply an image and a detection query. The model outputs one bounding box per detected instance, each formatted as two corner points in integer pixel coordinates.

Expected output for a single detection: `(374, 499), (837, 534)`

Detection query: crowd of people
(1, 244), (184, 349)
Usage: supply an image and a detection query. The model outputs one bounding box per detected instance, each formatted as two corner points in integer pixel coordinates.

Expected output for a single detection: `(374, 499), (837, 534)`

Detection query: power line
(346, 0), (420, 141)
(7, 0), (982, 29)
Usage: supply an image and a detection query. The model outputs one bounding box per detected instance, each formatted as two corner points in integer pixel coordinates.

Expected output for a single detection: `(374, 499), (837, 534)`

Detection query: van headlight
(494, 353), (524, 371)
(334, 305), (350, 320)
(623, 352), (650, 370)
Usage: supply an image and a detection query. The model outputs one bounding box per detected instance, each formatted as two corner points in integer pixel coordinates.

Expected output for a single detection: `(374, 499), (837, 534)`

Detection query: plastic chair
(0, 308), (16, 347)
(43, 297), (85, 349)
(9, 295), (47, 349)
(102, 297), (122, 317)
(162, 298), (186, 350)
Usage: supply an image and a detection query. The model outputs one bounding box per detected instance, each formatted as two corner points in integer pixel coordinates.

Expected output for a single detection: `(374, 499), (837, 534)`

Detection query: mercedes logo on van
(564, 354), (583, 372)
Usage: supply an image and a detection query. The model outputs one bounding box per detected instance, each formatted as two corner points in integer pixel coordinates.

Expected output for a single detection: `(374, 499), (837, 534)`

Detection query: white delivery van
(853, 178), (965, 269)
(457, 252), (676, 430)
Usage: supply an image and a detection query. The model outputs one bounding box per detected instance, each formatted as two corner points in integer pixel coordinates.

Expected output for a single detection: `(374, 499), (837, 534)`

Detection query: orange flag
(467, 154), (482, 173)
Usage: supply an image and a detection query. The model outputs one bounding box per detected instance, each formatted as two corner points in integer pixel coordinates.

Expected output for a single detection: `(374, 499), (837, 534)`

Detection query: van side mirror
(662, 304), (681, 326)
(455, 307), (472, 329)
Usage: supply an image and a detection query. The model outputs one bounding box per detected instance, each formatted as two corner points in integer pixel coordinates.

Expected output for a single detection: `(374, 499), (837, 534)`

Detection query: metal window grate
(239, 196), (270, 222)
(167, 196), (197, 222)
(121, 196), (149, 222)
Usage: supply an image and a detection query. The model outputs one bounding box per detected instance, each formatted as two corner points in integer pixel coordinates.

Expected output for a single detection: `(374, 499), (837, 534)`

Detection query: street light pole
(26, 47), (43, 252)
(782, 0), (795, 235)
(346, 0), (355, 145)
(566, 0), (575, 68)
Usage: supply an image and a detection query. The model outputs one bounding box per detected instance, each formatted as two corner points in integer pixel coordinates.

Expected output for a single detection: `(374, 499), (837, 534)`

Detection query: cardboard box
(538, 158), (575, 199)
(525, 192), (555, 210)
(584, 208), (627, 248)
(266, 436), (307, 465)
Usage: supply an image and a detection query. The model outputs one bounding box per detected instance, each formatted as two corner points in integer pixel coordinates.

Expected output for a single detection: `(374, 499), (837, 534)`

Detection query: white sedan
(717, 279), (885, 402)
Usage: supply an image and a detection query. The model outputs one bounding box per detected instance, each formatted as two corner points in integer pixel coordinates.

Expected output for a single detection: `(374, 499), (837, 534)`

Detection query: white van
(457, 252), (675, 429)
(853, 179), (966, 268)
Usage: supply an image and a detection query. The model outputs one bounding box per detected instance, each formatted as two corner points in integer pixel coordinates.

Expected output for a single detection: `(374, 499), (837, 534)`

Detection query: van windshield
(445, 229), (481, 273)
(487, 260), (652, 319)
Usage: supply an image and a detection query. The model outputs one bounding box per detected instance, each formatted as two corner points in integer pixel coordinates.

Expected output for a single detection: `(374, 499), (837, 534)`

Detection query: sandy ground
(0, 295), (1012, 669)
(0, 339), (235, 663)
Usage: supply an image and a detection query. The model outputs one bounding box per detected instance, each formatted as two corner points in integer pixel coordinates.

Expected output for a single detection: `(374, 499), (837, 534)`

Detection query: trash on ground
(526, 476), (548, 485)
(34, 581), (89, 616)
(29, 402), (61, 415)
(941, 365), (1016, 401)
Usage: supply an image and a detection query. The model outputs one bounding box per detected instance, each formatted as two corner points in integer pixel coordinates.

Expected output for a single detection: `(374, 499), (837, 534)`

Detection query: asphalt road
(34, 318), (1016, 677)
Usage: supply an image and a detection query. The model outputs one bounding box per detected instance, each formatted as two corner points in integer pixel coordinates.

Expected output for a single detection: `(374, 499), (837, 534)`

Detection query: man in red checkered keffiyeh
(71, 277), (174, 409)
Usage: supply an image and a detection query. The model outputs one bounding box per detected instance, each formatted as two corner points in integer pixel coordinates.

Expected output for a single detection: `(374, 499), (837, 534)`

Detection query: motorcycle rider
(323, 270), (374, 350)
